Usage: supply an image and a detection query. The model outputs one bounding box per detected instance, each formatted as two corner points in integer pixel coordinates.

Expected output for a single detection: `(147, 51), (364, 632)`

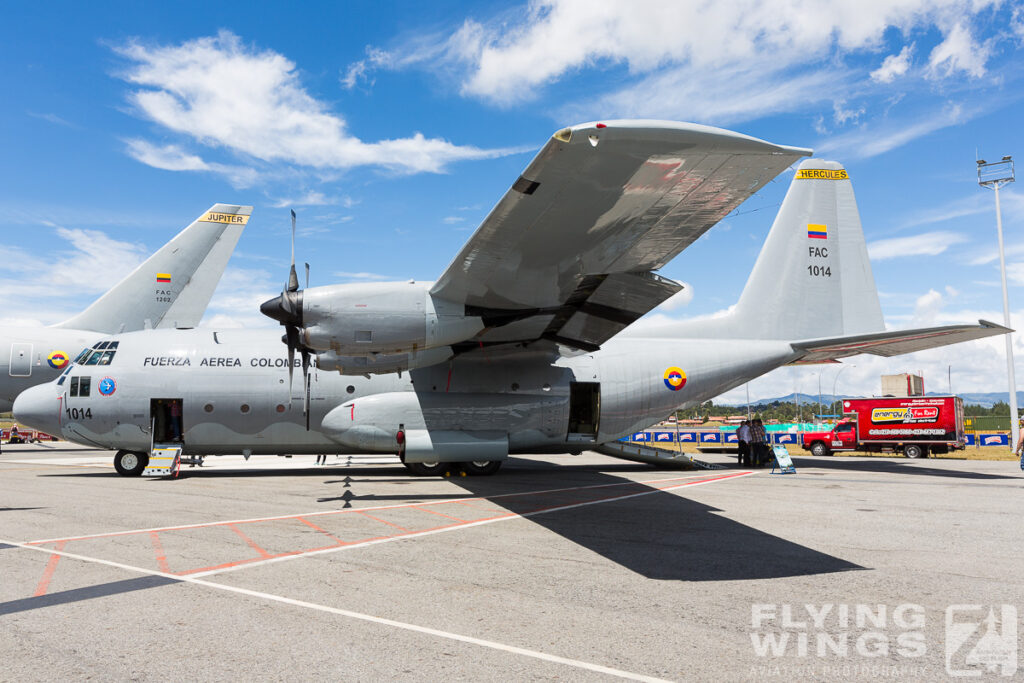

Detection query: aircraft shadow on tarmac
(788, 456), (1019, 480)
(442, 459), (865, 582)
(42, 458), (863, 581)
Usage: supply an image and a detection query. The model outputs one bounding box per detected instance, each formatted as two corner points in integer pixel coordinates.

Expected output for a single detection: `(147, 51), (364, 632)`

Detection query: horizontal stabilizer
(789, 320), (1010, 364)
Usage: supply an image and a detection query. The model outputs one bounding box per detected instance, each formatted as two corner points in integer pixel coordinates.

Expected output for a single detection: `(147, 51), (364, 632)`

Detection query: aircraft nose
(13, 384), (62, 438)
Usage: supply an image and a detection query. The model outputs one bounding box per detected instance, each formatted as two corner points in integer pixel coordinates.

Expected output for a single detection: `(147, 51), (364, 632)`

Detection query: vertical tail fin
(728, 159), (885, 340)
(53, 204), (251, 333)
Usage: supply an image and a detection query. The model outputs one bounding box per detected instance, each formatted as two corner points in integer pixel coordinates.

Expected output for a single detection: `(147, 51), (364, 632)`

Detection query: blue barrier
(724, 433), (738, 443)
(978, 433), (1009, 446)
(678, 432), (697, 443)
(965, 434), (975, 446)
(774, 433), (798, 444)
(652, 432), (675, 443)
(700, 432), (722, 443)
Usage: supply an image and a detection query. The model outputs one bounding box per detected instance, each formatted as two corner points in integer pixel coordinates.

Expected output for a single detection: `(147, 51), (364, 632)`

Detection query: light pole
(833, 364), (855, 415)
(977, 156), (1018, 454)
(817, 371), (822, 422)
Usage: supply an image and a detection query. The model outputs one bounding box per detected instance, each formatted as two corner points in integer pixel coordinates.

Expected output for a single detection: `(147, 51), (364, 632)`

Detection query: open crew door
(10, 343), (32, 377)
(150, 398), (184, 444)
(567, 381), (601, 443)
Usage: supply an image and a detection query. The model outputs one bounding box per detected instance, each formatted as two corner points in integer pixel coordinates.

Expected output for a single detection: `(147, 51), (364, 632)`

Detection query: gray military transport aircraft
(13, 122), (1006, 476)
(0, 204), (251, 411)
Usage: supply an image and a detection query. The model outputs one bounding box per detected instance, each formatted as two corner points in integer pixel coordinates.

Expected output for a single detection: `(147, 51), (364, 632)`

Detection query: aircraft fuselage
(18, 328), (798, 457)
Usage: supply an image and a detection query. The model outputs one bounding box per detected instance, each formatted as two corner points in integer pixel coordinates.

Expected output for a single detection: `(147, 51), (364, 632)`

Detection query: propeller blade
(287, 209), (299, 292)
(305, 262), (310, 289)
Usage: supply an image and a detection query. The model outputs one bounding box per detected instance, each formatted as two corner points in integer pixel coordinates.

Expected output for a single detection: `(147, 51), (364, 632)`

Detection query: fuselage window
(69, 376), (90, 397)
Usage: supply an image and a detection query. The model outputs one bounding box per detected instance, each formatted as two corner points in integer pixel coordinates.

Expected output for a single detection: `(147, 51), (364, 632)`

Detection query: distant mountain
(718, 391), (1024, 409)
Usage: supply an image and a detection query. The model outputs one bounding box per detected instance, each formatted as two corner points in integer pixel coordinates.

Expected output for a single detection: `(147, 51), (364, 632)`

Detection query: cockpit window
(96, 341), (109, 350)
(82, 345), (118, 365)
(73, 348), (90, 364)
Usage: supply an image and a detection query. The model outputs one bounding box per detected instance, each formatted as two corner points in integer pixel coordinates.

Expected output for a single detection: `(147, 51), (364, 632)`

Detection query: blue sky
(3, 1), (1024, 403)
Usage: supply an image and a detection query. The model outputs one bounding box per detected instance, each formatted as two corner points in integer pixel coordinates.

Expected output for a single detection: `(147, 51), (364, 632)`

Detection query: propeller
(259, 209), (313, 427)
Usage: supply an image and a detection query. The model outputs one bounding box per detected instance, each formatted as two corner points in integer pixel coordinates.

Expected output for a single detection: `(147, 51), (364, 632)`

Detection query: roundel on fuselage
(663, 367), (687, 391)
(47, 350), (69, 369)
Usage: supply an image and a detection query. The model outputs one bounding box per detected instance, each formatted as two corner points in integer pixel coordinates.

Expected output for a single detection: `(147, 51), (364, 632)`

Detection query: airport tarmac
(2, 444), (1023, 681)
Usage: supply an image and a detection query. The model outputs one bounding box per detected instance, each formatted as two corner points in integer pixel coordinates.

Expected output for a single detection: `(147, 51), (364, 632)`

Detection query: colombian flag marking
(47, 350), (69, 369)
(807, 224), (827, 240)
(156, 273), (172, 283)
(663, 367), (687, 391)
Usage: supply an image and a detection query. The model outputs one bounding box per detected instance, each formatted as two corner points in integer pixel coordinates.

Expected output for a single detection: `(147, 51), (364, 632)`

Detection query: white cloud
(0, 227), (150, 323)
(871, 44), (914, 83)
(442, 216), (465, 224)
(355, 0), (1002, 127)
(817, 103), (972, 159)
(271, 191), (333, 208)
(332, 271), (394, 282)
(927, 22), (990, 79)
(654, 284), (695, 312)
(115, 31), (517, 177)
(867, 230), (968, 260)
(124, 139), (259, 188)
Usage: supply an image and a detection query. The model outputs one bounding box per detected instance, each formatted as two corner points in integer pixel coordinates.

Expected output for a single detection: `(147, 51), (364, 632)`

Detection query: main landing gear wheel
(904, 444), (926, 459)
(809, 441), (830, 457)
(403, 461), (449, 477)
(461, 461), (502, 476)
(113, 450), (148, 476)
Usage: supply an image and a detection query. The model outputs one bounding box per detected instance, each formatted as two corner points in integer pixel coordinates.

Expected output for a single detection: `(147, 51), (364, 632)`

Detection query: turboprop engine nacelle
(316, 346), (453, 376)
(322, 392), (424, 453)
(299, 281), (483, 355)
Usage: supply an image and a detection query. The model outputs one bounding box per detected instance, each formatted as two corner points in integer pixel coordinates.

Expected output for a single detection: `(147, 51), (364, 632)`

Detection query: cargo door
(9, 343), (32, 377)
(567, 381), (600, 443)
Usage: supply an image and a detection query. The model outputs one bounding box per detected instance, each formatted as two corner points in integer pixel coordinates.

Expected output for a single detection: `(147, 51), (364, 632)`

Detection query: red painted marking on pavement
(412, 505), (467, 522)
(296, 517), (346, 545)
(357, 511), (410, 532)
(27, 472), (735, 545)
(228, 524), (273, 559)
(150, 531), (171, 574)
(33, 540), (67, 597)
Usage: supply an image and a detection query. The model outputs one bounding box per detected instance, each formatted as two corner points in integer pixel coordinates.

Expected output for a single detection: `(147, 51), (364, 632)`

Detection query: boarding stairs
(142, 444), (183, 477)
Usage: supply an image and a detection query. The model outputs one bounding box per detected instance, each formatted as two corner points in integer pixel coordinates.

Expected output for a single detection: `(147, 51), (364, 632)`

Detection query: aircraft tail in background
(53, 203), (251, 333)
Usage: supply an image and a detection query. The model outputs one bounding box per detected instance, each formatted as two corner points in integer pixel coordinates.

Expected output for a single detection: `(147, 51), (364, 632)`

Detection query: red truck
(801, 396), (965, 459)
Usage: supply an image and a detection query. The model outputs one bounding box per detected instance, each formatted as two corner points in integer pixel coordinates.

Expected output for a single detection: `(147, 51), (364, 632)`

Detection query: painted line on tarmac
(0, 539), (670, 682)
(189, 471), (754, 578)
(29, 471), (736, 545)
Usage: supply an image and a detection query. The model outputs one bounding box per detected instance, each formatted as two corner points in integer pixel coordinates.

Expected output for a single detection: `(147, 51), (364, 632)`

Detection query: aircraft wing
(431, 120), (811, 351)
(789, 320), (1010, 364)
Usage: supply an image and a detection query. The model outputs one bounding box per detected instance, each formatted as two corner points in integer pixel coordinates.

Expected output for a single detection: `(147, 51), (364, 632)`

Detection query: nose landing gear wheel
(403, 461), (449, 477)
(461, 460), (502, 476)
(113, 450), (148, 476)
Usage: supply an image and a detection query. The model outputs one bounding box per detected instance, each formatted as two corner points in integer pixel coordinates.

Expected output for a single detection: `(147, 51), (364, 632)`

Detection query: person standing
(737, 420), (751, 466)
(750, 418), (768, 467)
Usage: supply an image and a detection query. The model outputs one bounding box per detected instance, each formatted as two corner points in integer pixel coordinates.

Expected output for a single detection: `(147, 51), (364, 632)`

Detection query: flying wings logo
(156, 273), (172, 283)
(663, 367), (687, 391)
(871, 406), (939, 424)
(807, 223), (828, 240)
(47, 350), (69, 369)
